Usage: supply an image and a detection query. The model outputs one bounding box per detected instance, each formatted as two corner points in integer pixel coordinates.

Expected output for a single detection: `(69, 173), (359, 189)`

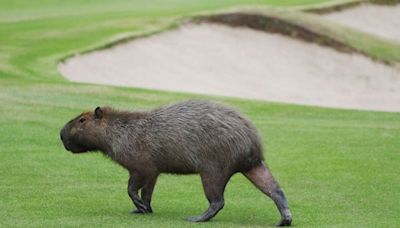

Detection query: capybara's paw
(131, 209), (145, 214)
(186, 215), (207, 222)
(276, 217), (292, 226)
(130, 207), (152, 214)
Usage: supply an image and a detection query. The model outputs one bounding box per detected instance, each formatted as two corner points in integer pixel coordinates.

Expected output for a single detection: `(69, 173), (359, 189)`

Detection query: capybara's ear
(95, 107), (103, 119)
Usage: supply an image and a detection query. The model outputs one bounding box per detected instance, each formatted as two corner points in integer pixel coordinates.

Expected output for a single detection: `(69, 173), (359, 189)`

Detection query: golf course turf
(1, 0), (399, 227)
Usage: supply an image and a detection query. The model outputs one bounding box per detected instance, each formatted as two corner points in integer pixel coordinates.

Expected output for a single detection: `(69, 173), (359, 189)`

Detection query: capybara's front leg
(139, 175), (159, 213)
(128, 173), (151, 214)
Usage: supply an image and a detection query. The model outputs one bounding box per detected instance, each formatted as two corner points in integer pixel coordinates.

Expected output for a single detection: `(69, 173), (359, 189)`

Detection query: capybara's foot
(276, 209), (292, 226)
(276, 216), (292, 226)
(186, 215), (208, 222)
(130, 207), (153, 214)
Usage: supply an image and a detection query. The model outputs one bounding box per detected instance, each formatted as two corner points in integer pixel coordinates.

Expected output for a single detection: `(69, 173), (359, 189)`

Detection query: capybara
(60, 100), (292, 226)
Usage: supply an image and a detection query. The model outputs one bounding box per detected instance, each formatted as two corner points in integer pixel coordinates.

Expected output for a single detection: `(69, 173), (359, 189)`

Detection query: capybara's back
(60, 100), (292, 226)
(145, 100), (264, 174)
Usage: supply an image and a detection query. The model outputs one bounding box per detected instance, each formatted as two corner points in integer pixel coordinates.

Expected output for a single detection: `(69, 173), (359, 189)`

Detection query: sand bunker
(59, 23), (400, 112)
(322, 4), (400, 41)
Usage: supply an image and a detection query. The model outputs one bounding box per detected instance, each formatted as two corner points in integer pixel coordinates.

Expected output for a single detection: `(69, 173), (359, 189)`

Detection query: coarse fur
(60, 100), (292, 226)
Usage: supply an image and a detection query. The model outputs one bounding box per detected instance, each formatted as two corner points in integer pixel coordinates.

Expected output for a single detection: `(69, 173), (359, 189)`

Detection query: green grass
(1, 0), (400, 227)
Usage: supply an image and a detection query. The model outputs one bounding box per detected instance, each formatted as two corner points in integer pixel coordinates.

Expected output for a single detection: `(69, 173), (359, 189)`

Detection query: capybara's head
(60, 107), (107, 153)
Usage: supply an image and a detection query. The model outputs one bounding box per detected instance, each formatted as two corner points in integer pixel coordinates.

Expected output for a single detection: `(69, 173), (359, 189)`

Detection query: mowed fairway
(1, 0), (399, 227)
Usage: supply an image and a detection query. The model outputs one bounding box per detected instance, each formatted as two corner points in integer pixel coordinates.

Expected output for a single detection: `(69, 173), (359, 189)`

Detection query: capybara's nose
(60, 128), (65, 142)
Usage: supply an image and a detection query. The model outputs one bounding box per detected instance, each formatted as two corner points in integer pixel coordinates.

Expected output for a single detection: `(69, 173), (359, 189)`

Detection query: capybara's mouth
(65, 144), (88, 153)
(61, 140), (88, 153)
(70, 148), (89, 153)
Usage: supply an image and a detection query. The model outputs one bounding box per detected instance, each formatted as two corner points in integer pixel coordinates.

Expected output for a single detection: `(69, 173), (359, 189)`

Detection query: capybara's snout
(60, 126), (70, 151)
(59, 121), (93, 153)
(60, 128), (65, 142)
(60, 125), (79, 152)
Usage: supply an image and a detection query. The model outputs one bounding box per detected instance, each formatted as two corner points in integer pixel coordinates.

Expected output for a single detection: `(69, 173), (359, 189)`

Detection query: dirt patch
(199, 13), (357, 54)
(321, 3), (400, 41)
(306, 0), (400, 14)
(59, 23), (400, 112)
(305, 1), (363, 14)
(370, 0), (400, 5)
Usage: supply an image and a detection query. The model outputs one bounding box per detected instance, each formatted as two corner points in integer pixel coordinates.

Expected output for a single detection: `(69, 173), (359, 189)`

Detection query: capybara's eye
(79, 117), (86, 123)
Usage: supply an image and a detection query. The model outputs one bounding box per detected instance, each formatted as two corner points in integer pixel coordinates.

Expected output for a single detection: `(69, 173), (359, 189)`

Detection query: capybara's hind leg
(187, 172), (230, 222)
(243, 163), (292, 226)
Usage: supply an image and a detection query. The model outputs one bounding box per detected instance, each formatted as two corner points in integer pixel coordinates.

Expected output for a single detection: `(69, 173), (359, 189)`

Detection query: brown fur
(60, 100), (292, 226)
